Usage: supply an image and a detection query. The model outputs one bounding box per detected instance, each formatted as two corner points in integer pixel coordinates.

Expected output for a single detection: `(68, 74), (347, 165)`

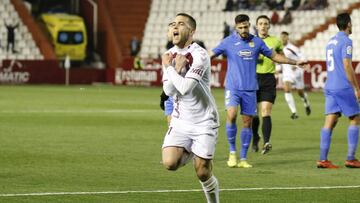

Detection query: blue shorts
(325, 88), (360, 117)
(164, 97), (174, 116)
(225, 89), (257, 116)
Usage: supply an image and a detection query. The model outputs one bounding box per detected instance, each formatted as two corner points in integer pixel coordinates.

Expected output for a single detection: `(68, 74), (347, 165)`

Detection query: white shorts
(282, 66), (305, 89)
(162, 126), (218, 160)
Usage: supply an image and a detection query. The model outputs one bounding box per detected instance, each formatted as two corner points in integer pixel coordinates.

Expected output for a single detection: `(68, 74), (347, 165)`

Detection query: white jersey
(281, 42), (305, 86)
(162, 43), (220, 133)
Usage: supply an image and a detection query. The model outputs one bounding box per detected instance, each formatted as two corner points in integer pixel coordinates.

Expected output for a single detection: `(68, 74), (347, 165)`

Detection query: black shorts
(256, 73), (276, 103)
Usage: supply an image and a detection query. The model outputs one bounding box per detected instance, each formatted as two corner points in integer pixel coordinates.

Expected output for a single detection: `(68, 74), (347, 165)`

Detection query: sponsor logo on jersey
(238, 50), (252, 57)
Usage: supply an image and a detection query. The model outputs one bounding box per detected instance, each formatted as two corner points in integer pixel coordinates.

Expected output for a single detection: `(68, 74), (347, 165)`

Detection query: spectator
(223, 22), (231, 38)
(270, 9), (279, 24)
(5, 20), (19, 53)
(299, 0), (317, 10)
(223, 0), (235, 11)
(236, 0), (250, 10)
(130, 36), (141, 56)
(290, 0), (302, 10)
(279, 7), (292, 24)
(316, 0), (328, 9)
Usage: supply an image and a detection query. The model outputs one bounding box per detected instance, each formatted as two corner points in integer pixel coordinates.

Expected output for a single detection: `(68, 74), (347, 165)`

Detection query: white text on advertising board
(0, 60), (30, 84)
(115, 68), (157, 85)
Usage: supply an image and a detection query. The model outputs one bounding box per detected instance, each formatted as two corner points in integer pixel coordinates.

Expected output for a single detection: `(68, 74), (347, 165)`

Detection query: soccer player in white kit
(161, 13), (220, 203)
(280, 31), (311, 119)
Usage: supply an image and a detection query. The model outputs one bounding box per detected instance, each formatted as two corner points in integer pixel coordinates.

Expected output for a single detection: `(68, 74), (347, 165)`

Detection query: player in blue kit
(210, 14), (307, 168)
(317, 13), (360, 169)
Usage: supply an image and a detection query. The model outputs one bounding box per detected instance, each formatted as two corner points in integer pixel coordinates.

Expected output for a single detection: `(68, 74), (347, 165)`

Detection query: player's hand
(296, 60), (309, 67)
(160, 91), (169, 111)
(162, 53), (172, 68)
(174, 54), (188, 73)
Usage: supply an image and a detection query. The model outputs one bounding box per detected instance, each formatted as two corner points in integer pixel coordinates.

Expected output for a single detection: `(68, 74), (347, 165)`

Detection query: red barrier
(0, 60), (106, 84)
(109, 57), (360, 90)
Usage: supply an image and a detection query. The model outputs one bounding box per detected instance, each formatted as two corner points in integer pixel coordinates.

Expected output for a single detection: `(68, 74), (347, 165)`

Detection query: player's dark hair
(235, 14), (249, 24)
(336, 13), (351, 30)
(256, 15), (270, 24)
(176, 13), (196, 30)
(281, 31), (289, 36)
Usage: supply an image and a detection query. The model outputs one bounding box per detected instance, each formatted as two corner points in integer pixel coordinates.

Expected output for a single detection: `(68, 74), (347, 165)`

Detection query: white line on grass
(0, 109), (158, 113)
(1, 185), (359, 197)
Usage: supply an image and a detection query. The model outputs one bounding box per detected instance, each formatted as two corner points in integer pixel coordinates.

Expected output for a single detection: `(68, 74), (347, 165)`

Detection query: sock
(226, 123), (237, 152)
(262, 116), (272, 144)
(200, 175), (219, 203)
(285, 92), (297, 113)
(252, 116), (260, 145)
(347, 125), (359, 161)
(240, 128), (252, 159)
(320, 128), (332, 161)
(301, 92), (310, 107)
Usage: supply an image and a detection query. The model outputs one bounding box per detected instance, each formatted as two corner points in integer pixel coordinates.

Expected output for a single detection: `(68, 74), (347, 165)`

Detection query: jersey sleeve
(342, 39), (352, 59)
(185, 49), (208, 82)
(212, 40), (226, 57)
(162, 67), (177, 97)
(259, 39), (273, 58)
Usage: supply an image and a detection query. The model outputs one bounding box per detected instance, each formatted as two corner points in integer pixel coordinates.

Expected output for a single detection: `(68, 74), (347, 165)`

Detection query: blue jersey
(325, 31), (353, 90)
(212, 32), (273, 91)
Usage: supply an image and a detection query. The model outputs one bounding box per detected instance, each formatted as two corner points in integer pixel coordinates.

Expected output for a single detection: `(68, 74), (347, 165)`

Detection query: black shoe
(305, 106), (311, 116)
(261, 143), (272, 155)
(290, 113), (299, 120)
(252, 144), (259, 152)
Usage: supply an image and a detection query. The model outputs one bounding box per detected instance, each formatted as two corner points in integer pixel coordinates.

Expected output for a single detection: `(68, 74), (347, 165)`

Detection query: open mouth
(173, 31), (179, 37)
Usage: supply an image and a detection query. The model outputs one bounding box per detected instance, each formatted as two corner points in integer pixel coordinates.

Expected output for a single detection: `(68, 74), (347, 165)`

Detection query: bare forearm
(344, 59), (359, 90)
(271, 53), (297, 65)
(345, 65), (359, 90)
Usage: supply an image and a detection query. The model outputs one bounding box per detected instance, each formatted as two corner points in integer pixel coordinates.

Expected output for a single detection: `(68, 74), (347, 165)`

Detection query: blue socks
(226, 124), (252, 159)
(240, 128), (252, 159)
(347, 125), (359, 161)
(226, 123), (237, 152)
(320, 126), (359, 161)
(320, 128), (332, 161)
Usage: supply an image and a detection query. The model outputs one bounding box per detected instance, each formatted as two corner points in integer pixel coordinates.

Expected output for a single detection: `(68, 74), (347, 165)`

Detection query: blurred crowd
(223, 0), (329, 11)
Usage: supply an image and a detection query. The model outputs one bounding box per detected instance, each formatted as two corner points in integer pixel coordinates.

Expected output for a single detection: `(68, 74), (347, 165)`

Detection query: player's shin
(226, 123), (237, 152)
(320, 128), (332, 160)
(240, 128), (252, 159)
(285, 92), (297, 113)
(262, 116), (272, 143)
(301, 92), (310, 107)
(347, 125), (359, 160)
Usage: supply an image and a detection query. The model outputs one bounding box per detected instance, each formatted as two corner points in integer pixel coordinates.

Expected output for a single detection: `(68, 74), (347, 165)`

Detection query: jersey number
(327, 49), (334, 72)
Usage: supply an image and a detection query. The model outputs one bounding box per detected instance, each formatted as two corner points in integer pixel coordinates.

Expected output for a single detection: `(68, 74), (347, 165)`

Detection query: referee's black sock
(262, 116), (272, 144)
(252, 116), (260, 145)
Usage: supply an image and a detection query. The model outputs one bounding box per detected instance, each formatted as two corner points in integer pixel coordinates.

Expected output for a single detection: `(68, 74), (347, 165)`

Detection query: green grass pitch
(0, 85), (359, 203)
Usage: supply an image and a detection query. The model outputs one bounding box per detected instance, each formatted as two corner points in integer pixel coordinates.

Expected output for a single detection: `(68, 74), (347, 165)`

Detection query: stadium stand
(0, 0), (45, 60)
(141, 0), (360, 61)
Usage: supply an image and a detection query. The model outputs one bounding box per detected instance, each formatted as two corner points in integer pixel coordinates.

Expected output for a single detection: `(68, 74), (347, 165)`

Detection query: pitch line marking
(0, 109), (159, 113)
(1, 185), (359, 197)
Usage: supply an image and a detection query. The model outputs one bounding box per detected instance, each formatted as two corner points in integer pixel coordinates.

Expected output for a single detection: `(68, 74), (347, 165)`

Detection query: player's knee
(162, 159), (179, 171)
(162, 158), (179, 171)
(242, 118), (252, 128)
(226, 113), (237, 124)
